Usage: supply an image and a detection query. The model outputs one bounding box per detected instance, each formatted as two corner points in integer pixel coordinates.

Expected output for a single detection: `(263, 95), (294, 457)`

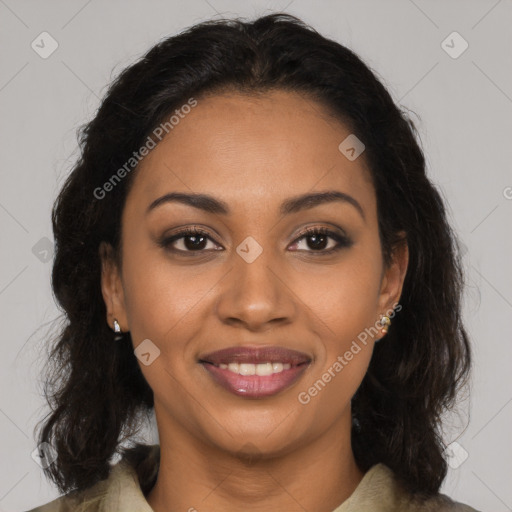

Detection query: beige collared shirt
(26, 444), (480, 512)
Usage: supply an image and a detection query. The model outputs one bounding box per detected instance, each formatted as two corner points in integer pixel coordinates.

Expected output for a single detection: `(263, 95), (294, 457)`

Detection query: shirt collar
(96, 444), (401, 512)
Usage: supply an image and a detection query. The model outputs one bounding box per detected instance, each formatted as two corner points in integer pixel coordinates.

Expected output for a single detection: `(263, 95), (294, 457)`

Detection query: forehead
(127, 90), (375, 216)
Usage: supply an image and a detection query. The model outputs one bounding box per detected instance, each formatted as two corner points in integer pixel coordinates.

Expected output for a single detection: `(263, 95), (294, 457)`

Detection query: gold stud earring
(379, 315), (391, 336)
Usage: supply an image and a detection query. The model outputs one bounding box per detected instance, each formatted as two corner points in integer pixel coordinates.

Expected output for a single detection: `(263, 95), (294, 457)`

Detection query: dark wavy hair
(35, 12), (472, 503)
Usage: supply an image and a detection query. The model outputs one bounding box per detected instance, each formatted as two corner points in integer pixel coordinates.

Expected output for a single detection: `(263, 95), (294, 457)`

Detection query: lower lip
(201, 363), (310, 398)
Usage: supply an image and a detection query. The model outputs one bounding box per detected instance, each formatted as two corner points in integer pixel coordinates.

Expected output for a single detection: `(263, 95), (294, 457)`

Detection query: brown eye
(159, 228), (219, 253)
(290, 227), (352, 254)
(159, 226), (352, 256)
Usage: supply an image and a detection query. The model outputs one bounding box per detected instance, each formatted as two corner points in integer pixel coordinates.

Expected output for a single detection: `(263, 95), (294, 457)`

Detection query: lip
(199, 346), (311, 365)
(199, 346), (312, 399)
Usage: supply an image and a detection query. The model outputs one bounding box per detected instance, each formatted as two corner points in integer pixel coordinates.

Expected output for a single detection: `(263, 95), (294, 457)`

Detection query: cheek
(297, 336), (374, 424)
(294, 252), (383, 338)
(120, 245), (196, 342)
(322, 346), (373, 410)
(120, 247), (204, 407)
(120, 243), (226, 367)
(294, 249), (381, 402)
(299, 327), (375, 415)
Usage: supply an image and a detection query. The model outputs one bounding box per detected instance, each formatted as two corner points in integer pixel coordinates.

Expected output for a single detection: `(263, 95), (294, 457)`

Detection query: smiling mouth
(198, 345), (312, 398)
(205, 361), (298, 375)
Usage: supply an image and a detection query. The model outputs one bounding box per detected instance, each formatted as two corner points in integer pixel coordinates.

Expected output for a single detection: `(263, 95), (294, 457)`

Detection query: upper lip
(199, 346), (312, 366)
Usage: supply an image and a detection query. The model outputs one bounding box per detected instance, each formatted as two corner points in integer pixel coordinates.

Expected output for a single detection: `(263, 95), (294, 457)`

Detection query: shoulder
(23, 479), (110, 512)
(381, 463), (481, 512)
(24, 493), (80, 512)
(337, 463), (481, 512)
(24, 444), (160, 512)
(404, 492), (482, 512)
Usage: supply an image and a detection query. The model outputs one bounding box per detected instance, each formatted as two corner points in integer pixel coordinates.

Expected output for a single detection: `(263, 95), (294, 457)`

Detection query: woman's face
(101, 90), (408, 457)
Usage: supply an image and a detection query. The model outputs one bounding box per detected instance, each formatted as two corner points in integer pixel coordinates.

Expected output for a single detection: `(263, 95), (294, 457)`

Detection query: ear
(99, 241), (129, 332)
(377, 232), (409, 314)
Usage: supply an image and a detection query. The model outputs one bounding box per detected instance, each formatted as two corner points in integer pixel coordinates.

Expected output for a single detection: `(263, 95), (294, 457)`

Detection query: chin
(205, 424), (304, 460)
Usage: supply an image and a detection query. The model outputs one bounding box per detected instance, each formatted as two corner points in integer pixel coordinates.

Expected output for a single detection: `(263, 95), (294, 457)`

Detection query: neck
(146, 408), (365, 512)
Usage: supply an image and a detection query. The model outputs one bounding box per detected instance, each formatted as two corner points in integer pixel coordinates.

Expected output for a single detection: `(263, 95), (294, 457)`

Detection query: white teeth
(256, 362), (273, 376)
(239, 363), (255, 376)
(217, 362), (294, 375)
(272, 362), (283, 373)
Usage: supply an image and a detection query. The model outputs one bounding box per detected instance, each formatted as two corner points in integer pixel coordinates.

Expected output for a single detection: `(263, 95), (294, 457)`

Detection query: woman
(28, 13), (479, 512)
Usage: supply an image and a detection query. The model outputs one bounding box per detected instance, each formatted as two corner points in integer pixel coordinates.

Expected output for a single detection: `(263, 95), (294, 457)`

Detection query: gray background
(1, 0), (511, 510)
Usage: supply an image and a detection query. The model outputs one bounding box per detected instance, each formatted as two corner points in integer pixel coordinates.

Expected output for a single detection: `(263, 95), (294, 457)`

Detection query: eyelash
(159, 226), (352, 255)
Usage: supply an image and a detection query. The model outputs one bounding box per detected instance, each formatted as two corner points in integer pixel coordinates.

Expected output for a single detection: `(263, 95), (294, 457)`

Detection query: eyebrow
(146, 190), (365, 221)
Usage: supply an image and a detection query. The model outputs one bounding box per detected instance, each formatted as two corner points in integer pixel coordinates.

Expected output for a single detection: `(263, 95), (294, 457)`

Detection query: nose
(214, 243), (296, 331)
